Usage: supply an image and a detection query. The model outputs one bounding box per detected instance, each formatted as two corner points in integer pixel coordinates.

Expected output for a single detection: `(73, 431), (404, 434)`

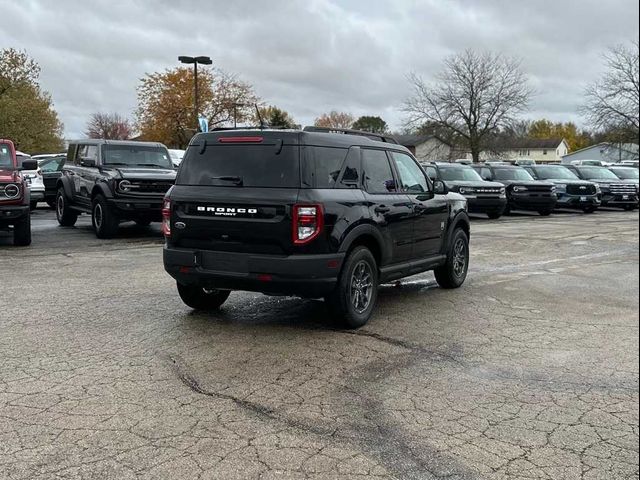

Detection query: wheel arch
(338, 223), (388, 267)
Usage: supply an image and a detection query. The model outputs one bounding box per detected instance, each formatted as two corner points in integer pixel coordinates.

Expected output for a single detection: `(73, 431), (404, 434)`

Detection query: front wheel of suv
(434, 228), (469, 289)
(56, 188), (78, 227)
(538, 209), (553, 216)
(326, 246), (379, 329)
(582, 206), (597, 214)
(13, 215), (31, 246)
(92, 195), (120, 239)
(177, 283), (231, 311)
(487, 211), (502, 220)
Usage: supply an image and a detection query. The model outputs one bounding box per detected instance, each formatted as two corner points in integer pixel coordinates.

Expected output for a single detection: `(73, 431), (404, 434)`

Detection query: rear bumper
(0, 205), (29, 226)
(466, 196), (508, 214)
(163, 246), (345, 298)
(107, 197), (164, 220)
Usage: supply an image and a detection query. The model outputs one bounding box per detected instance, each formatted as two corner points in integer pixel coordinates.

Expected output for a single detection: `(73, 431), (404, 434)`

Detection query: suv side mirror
(80, 158), (97, 168)
(433, 180), (448, 195)
(20, 159), (38, 171)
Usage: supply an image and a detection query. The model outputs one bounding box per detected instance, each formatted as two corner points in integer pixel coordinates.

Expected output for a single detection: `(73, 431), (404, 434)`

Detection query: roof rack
(302, 126), (398, 144)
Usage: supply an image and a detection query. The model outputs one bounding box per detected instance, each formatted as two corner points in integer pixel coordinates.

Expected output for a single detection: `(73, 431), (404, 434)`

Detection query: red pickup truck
(0, 139), (37, 246)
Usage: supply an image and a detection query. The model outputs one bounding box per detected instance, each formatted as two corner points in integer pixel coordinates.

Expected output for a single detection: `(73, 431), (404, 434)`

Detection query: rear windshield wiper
(211, 176), (243, 186)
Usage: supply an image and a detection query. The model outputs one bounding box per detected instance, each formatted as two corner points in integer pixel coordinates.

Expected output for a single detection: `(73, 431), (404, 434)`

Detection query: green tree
(257, 105), (297, 128)
(528, 119), (592, 151)
(352, 116), (388, 133)
(0, 48), (63, 153)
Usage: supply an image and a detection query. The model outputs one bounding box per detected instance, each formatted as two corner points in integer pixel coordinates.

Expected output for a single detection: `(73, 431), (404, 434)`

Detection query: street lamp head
(178, 56), (195, 64)
(195, 56), (213, 65)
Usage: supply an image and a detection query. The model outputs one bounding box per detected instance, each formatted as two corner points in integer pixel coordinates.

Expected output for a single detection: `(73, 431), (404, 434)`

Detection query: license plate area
(201, 252), (248, 273)
(580, 196), (587, 202)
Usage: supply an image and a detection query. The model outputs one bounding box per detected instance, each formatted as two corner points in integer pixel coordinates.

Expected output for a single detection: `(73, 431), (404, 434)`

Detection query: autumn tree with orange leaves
(136, 67), (259, 148)
(314, 111), (354, 129)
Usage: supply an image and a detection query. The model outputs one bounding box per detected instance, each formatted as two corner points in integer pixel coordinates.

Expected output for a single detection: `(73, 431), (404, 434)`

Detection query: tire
(538, 209), (553, 216)
(582, 206), (597, 214)
(487, 211), (502, 220)
(325, 246), (379, 329)
(503, 205), (512, 215)
(177, 283), (231, 311)
(135, 219), (152, 227)
(30, 200), (38, 210)
(13, 214), (31, 246)
(623, 205), (635, 211)
(56, 188), (78, 227)
(92, 194), (120, 239)
(434, 228), (469, 289)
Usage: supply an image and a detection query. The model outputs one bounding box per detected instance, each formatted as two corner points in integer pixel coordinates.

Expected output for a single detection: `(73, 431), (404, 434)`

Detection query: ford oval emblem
(174, 222), (186, 230)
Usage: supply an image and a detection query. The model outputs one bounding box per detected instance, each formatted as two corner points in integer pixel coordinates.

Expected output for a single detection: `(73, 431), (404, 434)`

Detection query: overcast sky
(1, 0), (638, 139)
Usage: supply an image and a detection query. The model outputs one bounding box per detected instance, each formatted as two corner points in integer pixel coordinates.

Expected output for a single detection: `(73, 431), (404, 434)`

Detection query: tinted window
(493, 168), (535, 181)
(610, 168), (639, 180)
(103, 144), (172, 169)
(391, 151), (429, 194)
(177, 145), (300, 188)
(339, 148), (361, 187)
(362, 149), (396, 194)
(578, 167), (620, 180)
(307, 146), (348, 188)
(533, 166), (579, 180)
(0, 144), (12, 167)
(439, 166), (483, 182)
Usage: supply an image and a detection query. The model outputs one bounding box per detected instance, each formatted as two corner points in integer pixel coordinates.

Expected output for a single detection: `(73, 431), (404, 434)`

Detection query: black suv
(565, 165), (638, 211)
(422, 162), (507, 219)
(472, 164), (557, 216)
(162, 127), (471, 328)
(56, 140), (176, 238)
(524, 165), (601, 213)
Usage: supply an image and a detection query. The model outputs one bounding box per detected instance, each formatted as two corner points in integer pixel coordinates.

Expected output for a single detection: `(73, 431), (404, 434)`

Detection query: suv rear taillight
(162, 198), (171, 237)
(293, 204), (324, 245)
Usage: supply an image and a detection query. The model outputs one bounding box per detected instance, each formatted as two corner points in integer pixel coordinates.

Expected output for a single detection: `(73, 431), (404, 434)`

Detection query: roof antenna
(255, 104), (266, 129)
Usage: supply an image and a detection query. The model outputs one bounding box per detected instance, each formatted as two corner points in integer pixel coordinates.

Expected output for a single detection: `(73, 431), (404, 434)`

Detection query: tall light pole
(178, 56), (212, 131)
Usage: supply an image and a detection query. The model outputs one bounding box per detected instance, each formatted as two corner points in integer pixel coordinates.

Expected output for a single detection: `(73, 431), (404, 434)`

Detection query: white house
(497, 138), (569, 163)
(395, 135), (452, 162)
(561, 143), (639, 164)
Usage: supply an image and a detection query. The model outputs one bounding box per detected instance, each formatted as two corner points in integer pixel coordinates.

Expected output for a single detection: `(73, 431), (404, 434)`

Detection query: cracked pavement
(0, 208), (638, 479)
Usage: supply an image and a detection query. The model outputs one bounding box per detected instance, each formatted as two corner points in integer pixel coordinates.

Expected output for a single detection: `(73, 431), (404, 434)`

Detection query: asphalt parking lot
(1, 207), (638, 480)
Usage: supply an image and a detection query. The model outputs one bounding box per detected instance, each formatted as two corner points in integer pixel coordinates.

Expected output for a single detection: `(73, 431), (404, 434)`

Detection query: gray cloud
(1, 0), (637, 140)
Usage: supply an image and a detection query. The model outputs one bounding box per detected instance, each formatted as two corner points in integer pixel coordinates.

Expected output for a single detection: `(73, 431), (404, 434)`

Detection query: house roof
(562, 142), (639, 158)
(395, 134), (451, 148)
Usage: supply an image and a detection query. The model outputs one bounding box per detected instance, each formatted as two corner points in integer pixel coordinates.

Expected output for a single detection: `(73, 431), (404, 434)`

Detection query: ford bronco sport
(0, 139), (37, 246)
(56, 140), (176, 238)
(162, 127), (470, 328)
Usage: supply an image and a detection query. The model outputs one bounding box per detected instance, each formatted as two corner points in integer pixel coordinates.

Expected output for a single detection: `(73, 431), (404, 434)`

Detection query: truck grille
(567, 184), (596, 195)
(127, 181), (174, 195)
(525, 185), (554, 193)
(610, 184), (637, 195)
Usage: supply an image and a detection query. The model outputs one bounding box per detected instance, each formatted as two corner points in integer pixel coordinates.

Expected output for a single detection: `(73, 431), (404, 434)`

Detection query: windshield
(177, 145), (300, 188)
(578, 167), (620, 180)
(0, 144), (14, 168)
(103, 145), (173, 169)
(610, 168), (639, 180)
(493, 168), (535, 181)
(439, 166), (483, 182)
(533, 166), (579, 180)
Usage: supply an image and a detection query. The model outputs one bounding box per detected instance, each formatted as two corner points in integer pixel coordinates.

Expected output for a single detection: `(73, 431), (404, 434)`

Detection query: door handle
(414, 204), (428, 213)
(374, 205), (391, 214)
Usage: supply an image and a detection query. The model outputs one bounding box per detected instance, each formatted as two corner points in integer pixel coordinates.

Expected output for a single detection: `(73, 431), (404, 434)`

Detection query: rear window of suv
(177, 145), (300, 188)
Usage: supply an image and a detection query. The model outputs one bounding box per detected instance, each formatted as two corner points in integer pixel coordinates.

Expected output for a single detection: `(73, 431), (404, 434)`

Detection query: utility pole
(178, 56), (213, 132)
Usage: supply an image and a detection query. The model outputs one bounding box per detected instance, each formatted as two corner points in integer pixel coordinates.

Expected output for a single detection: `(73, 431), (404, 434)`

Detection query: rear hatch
(169, 131), (301, 255)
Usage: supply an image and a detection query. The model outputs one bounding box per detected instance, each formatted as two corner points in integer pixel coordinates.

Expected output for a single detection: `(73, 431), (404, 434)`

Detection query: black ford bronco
(56, 140), (176, 238)
(163, 127), (470, 328)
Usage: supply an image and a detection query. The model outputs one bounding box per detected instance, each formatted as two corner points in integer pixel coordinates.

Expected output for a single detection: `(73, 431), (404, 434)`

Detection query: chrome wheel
(350, 260), (373, 314)
(452, 238), (467, 278)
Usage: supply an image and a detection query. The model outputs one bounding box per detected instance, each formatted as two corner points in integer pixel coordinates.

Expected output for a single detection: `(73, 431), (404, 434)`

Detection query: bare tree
(403, 49), (533, 162)
(314, 111), (354, 129)
(86, 112), (132, 140)
(582, 41), (639, 144)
